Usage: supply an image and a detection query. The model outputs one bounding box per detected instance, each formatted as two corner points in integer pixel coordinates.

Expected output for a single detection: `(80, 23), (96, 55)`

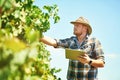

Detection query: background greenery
(0, 0), (61, 80)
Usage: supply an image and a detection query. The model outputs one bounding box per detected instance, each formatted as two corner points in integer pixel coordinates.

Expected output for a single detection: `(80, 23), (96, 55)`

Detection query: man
(40, 17), (105, 80)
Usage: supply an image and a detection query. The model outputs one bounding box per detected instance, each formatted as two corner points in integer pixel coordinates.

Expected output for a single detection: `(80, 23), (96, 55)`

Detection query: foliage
(0, 0), (61, 80)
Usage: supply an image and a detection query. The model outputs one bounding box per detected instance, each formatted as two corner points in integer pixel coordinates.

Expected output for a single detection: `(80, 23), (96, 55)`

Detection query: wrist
(88, 60), (92, 65)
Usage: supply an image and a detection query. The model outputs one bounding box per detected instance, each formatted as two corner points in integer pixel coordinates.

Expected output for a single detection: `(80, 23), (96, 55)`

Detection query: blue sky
(34, 0), (120, 80)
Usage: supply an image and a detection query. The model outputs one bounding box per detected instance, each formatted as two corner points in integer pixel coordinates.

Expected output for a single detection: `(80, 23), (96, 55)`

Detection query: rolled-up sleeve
(54, 38), (70, 48)
(94, 39), (105, 62)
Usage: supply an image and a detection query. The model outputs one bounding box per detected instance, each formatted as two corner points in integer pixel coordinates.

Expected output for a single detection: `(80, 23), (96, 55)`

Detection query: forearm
(90, 59), (104, 68)
(40, 36), (57, 47)
(77, 54), (105, 68)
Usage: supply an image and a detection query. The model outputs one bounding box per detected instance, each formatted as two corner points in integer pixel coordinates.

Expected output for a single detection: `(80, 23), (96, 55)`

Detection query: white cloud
(105, 53), (118, 59)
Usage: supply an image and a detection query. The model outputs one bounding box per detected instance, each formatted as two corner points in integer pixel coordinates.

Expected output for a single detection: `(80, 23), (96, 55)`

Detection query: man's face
(73, 23), (88, 36)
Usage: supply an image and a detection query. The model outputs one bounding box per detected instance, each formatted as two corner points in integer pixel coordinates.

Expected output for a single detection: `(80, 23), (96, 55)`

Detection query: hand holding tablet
(65, 48), (85, 60)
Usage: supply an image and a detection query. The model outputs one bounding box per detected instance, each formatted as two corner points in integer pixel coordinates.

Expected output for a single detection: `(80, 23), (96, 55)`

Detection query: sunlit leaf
(54, 16), (60, 23)
(0, 0), (61, 79)
(4, 37), (26, 52)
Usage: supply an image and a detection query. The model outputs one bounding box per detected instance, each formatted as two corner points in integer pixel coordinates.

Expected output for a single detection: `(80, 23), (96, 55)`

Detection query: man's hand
(77, 54), (91, 64)
(40, 36), (57, 47)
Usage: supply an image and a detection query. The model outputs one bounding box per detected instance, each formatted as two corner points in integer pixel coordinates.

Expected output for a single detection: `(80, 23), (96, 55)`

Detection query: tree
(0, 0), (61, 80)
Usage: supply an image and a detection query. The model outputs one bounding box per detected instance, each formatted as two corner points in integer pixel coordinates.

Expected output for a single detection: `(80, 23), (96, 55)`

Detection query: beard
(73, 31), (82, 36)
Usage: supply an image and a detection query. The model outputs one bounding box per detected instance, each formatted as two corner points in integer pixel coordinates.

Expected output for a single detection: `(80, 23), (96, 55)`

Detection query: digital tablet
(65, 48), (85, 60)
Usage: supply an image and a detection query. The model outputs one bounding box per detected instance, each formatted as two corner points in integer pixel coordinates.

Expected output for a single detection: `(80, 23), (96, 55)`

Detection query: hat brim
(70, 21), (92, 35)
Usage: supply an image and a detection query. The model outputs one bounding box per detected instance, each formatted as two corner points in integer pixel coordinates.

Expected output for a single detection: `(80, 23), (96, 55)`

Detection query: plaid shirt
(56, 36), (105, 80)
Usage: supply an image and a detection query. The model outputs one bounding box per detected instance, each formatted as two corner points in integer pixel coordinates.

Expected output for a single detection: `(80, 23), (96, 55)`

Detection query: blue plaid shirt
(56, 36), (104, 80)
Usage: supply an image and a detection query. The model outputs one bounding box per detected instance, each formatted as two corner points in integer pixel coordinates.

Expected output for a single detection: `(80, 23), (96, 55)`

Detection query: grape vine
(0, 0), (61, 80)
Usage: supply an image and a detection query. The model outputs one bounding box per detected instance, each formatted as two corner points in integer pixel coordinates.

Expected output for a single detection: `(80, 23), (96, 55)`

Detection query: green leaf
(43, 5), (52, 13)
(25, 28), (40, 43)
(0, 0), (61, 79)
(54, 16), (60, 23)
(4, 37), (26, 52)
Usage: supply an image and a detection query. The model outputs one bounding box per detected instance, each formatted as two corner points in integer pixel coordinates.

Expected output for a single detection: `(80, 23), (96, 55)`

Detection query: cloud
(105, 53), (118, 59)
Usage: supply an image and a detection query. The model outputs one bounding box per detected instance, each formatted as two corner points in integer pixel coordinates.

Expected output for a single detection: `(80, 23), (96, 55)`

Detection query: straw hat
(70, 17), (92, 35)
